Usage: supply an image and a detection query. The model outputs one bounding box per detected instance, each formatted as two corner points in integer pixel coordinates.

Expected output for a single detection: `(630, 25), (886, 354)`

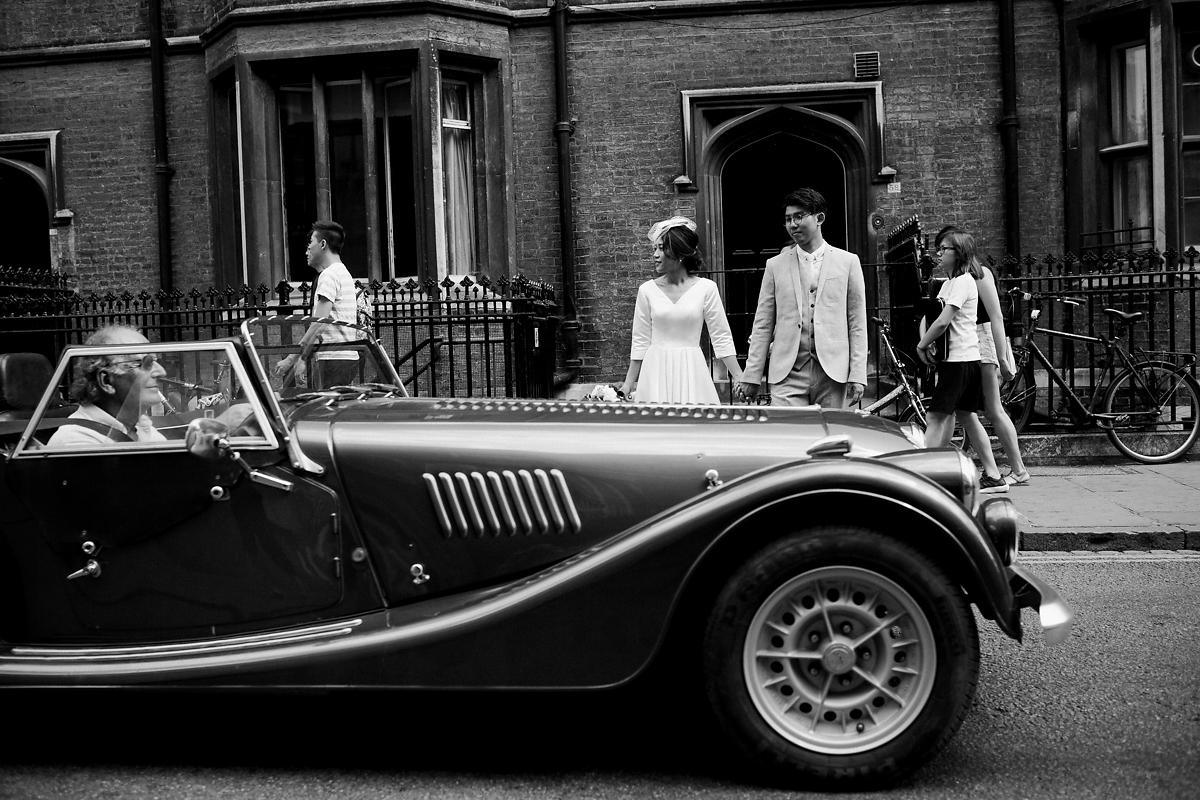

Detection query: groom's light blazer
(742, 243), (868, 387)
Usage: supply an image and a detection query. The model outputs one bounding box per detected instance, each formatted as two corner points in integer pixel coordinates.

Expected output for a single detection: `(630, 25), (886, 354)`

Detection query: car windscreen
(241, 316), (406, 399)
(12, 341), (279, 456)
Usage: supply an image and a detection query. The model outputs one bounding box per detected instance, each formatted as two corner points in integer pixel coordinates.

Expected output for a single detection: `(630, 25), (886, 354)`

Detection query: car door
(0, 341), (345, 644)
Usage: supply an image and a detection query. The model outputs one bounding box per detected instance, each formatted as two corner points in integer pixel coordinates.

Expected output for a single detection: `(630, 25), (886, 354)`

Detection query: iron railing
(990, 250), (1200, 427)
(704, 217), (1200, 423)
(0, 274), (560, 399)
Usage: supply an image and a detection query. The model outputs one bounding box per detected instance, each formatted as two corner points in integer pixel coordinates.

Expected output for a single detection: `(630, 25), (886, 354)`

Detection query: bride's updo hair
(661, 225), (704, 274)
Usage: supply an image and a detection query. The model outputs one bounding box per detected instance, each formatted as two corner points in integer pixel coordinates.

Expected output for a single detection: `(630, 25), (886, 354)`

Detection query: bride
(620, 217), (744, 404)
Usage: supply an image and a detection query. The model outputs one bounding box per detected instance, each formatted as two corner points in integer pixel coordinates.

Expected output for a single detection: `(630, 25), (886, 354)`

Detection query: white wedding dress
(629, 277), (737, 404)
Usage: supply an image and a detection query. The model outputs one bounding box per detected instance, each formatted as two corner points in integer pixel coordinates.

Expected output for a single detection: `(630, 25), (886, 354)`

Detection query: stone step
(962, 429), (1197, 466)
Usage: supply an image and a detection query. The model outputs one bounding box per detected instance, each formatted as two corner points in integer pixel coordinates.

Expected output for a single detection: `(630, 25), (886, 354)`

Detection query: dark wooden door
(718, 134), (848, 361)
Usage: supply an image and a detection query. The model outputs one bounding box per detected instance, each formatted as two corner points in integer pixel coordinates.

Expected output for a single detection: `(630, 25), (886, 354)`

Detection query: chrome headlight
(976, 497), (1021, 565)
(900, 421), (926, 449)
(956, 448), (979, 511)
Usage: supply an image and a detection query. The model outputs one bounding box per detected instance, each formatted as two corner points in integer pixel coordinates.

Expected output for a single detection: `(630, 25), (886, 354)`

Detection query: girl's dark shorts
(929, 360), (984, 414)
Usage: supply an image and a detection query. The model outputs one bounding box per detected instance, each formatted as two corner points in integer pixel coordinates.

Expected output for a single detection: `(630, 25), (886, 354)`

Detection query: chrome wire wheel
(742, 565), (937, 755)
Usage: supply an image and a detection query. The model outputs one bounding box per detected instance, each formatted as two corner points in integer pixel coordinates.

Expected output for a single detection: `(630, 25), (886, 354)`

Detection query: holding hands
(734, 380), (759, 403)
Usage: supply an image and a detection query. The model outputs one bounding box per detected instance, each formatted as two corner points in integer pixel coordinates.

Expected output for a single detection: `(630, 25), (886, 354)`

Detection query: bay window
(215, 51), (503, 288)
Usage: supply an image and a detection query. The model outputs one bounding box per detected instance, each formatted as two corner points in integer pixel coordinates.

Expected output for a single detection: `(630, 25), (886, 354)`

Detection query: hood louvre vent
(430, 397), (771, 421)
(424, 468), (581, 538)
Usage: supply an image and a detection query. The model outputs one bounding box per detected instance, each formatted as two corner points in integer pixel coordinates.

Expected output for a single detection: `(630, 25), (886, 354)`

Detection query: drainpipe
(998, 0), (1020, 256)
(551, 0), (581, 387)
(149, 0), (174, 296)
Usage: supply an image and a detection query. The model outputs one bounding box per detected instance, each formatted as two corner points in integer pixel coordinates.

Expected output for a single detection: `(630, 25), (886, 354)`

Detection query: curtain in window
(442, 85), (476, 274)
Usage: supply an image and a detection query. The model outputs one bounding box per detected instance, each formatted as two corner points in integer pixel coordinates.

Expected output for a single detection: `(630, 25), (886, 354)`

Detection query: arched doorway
(0, 158), (51, 269)
(700, 105), (867, 359)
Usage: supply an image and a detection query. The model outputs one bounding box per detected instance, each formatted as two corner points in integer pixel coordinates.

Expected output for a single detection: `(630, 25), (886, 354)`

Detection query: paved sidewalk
(1000, 457), (1200, 551)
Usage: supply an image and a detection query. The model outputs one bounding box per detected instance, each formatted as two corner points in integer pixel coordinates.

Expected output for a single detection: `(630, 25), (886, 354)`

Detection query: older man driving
(47, 324), (169, 446)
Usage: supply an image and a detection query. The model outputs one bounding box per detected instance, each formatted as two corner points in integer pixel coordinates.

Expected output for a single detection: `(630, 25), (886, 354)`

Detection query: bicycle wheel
(898, 402), (927, 430)
(1103, 362), (1200, 463)
(998, 346), (1035, 433)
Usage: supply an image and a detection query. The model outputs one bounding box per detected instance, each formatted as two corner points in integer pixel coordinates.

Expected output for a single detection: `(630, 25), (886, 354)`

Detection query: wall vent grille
(854, 51), (881, 80)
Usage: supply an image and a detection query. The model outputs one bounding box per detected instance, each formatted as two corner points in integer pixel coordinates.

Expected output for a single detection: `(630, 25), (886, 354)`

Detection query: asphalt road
(2, 553), (1197, 800)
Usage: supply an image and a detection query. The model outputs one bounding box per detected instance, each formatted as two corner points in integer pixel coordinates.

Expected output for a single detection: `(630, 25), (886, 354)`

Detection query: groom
(736, 187), (867, 408)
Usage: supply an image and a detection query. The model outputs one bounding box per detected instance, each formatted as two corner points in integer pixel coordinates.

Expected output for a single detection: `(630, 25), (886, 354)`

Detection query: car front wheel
(703, 527), (980, 789)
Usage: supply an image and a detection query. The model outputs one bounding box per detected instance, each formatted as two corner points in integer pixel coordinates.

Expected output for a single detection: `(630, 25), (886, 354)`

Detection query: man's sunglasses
(106, 353), (160, 371)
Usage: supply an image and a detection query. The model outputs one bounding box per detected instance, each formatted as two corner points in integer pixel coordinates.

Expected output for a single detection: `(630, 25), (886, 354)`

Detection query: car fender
(674, 455), (1019, 642)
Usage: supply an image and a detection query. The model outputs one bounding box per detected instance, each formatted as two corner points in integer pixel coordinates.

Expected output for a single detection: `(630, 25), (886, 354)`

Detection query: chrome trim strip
(504, 470), (534, 534)
(12, 619), (362, 661)
(454, 472), (486, 536)
(487, 471), (519, 534)
(423, 473), (453, 536)
(551, 469), (582, 533)
(471, 472), (503, 535)
(535, 469), (566, 534)
(519, 469), (550, 534)
(437, 472), (469, 536)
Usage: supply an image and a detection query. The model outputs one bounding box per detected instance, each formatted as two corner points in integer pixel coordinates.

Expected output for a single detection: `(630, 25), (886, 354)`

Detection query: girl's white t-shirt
(936, 274), (981, 362)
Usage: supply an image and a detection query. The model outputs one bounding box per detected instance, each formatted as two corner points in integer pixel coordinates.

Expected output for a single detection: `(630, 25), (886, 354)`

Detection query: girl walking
(916, 229), (1008, 493)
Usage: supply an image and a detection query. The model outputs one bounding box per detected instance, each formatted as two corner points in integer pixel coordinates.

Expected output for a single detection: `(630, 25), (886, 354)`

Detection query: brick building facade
(0, 0), (1189, 385)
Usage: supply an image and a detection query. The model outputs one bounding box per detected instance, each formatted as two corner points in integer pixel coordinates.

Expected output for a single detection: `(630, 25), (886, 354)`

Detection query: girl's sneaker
(979, 474), (1010, 494)
(1004, 471), (1031, 486)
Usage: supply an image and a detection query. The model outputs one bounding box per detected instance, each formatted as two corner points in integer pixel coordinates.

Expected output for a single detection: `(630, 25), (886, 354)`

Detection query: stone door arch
(0, 131), (69, 272)
(0, 157), (52, 269)
(685, 97), (877, 359)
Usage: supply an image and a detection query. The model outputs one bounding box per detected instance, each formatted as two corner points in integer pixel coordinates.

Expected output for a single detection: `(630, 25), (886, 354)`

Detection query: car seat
(0, 352), (65, 421)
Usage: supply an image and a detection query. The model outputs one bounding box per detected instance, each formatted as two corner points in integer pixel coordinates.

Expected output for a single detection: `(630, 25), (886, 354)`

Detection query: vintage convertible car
(0, 317), (1072, 788)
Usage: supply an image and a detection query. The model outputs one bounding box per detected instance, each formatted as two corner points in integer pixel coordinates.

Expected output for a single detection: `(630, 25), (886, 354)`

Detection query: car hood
(285, 396), (921, 602)
(293, 396), (915, 463)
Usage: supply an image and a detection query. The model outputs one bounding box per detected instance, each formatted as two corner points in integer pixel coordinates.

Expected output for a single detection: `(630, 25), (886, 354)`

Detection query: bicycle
(1000, 289), (1200, 463)
(862, 316), (929, 428)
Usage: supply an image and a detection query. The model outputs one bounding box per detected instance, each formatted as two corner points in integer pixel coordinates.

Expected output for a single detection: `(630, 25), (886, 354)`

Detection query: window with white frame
(440, 77), (479, 275)
(1100, 42), (1152, 243)
(1182, 33), (1200, 251)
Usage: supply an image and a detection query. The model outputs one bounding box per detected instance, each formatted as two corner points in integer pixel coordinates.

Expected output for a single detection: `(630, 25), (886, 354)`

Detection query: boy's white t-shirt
(936, 274), (981, 362)
(314, 261), (361, 361)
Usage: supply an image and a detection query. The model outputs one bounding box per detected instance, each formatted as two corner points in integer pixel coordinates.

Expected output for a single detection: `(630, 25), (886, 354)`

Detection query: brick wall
(0, 53), (212, 294)
(0, 0), (211, 46)
(1, 0), (1067, 385)
(509, 1), (1065, 383)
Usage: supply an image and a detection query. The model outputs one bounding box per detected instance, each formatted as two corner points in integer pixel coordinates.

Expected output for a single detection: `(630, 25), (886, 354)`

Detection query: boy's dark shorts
(930, 360), (984, 413)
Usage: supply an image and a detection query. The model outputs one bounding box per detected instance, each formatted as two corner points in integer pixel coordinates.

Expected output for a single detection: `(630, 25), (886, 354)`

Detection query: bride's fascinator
(646, 216), (697, 244)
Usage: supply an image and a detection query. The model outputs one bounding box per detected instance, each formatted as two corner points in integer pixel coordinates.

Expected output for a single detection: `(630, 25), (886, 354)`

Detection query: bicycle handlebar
(1008, 288), (1087, 306)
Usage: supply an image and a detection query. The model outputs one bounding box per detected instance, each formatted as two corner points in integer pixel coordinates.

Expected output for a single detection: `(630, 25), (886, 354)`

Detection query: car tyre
(703, 526), (979, 789)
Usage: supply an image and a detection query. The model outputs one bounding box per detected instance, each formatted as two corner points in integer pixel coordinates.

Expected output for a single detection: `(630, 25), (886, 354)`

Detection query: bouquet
(583, 384), (627, 402)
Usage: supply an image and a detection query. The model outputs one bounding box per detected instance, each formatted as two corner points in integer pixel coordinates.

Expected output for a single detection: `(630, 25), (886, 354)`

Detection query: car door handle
(66, 559), (101, 580)
(227, 449), (293, 492)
